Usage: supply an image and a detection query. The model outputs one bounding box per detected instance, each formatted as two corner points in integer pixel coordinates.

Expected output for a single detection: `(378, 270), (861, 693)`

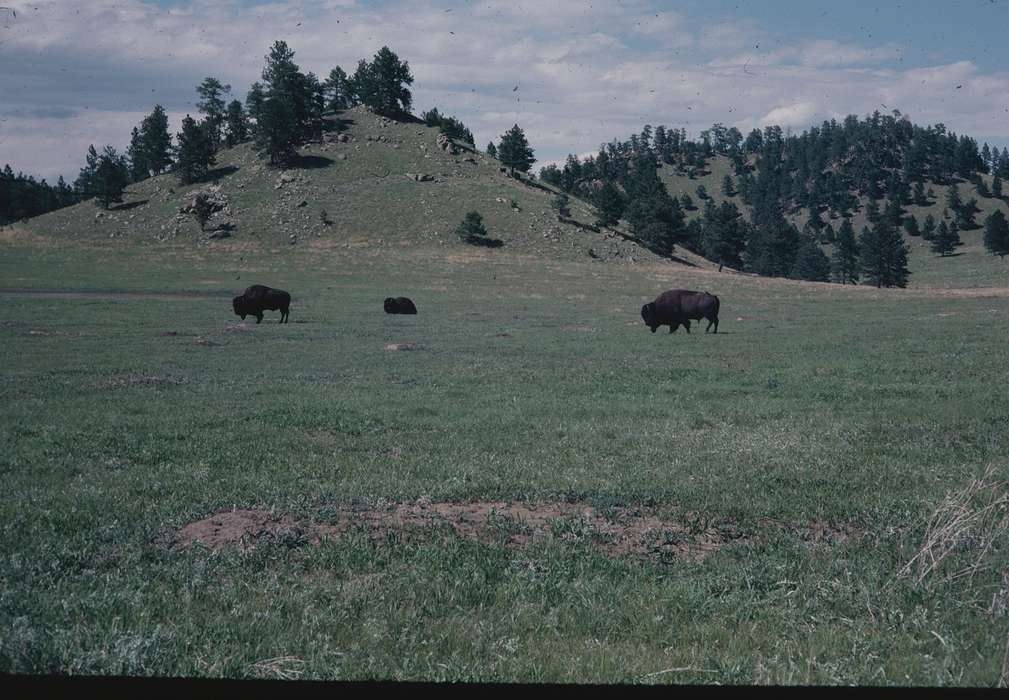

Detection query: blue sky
(3, 1), (1009, 182)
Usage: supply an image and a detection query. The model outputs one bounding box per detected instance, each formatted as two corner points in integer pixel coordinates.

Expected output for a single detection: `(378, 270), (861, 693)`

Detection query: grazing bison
(641, 289), (720, 334)
(232, 284), (291, 324)
(384, 297), (418, 314)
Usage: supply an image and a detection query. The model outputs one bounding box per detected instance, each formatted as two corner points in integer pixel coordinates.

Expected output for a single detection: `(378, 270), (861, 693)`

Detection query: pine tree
(254, 97), (299, 166)
(593, 181), (625, 227)
(323, 66), (352, 111)
(224, 99), (249, 147)
(679, 193), (695, 211)
(92, 146), (130, 209)
(74, 145), (100, 197)
(455, 211), (500, 246)
(983, 210), (1009, 257)
(695, 184), (709, 200)
(913, 180), (928, 206)
(127, 127), (149, 182)
(702, 201), (746, 271)
(497, 124), (535, 174)
(791, 237), (831, 281)
(931, 220), (960, 256)
(975, 176), (990, 197)
(625, 194), (684, 255)
(946, 183), (962, 214)
(361, 47), (413, 116)
(903, 215), (921, 237)
(486, 142), (497, 158)
(721, 174), (735, 197)
(831, 219), (860, 284)
(245, 83), (266, 134)
(865, 198), (881, 223)
(258, 41), (317, 147)
(957, 197), (978, 229)
(349, 59), (374, 108)
(860, 219), (910, 287)
(196, 77), (231, 147)
(994, 173), (1003, 199)
(175, 115), (216, 183)
(125, 105), (173, 181)
(745, 211), (800, 278)
(921, 213), (937, 240)
(883, 198), (903, 228)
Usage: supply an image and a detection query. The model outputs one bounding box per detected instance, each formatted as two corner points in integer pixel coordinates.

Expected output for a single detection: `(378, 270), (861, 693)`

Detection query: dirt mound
(171, 501), (862, 562)
(173, 509), (333, 550)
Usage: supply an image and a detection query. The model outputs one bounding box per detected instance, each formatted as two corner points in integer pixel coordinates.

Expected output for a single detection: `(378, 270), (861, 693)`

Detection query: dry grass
(897, 464), (1009, 589)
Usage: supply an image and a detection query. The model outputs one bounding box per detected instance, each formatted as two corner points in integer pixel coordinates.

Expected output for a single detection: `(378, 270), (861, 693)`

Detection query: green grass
(1, 239), (1008, 684)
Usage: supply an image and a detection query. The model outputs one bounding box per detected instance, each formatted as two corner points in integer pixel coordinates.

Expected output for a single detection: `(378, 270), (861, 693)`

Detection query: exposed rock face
(436, 133), (458, 155)
(179, 186), (229, 216)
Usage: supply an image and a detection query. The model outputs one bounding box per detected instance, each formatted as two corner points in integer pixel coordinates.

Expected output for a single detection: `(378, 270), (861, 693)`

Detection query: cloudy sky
(2, 0), (1009, 182)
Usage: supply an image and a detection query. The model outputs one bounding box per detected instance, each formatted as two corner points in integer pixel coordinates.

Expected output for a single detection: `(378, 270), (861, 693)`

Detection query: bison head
(232, 296), (247, 318)
(383, 297), (397, 314)
(640, 302), (658, 332)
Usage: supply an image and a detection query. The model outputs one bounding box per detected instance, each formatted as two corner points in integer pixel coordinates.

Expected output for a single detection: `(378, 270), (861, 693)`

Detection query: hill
(657, 155), (1009, 288)
(20, 107), (715, 269)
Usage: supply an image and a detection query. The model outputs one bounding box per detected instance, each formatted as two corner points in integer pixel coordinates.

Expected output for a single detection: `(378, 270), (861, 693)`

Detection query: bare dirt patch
(385, 342), (421, 351)
(170, 501), (863, 563)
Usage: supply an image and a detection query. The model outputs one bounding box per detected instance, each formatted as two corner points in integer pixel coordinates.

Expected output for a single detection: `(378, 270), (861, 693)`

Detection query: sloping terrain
(22, 107), (717, 269)
(659, 155), (1009, 288)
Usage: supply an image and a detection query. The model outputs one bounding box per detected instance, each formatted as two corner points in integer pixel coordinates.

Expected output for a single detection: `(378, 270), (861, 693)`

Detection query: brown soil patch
(170, 501), (863, 563)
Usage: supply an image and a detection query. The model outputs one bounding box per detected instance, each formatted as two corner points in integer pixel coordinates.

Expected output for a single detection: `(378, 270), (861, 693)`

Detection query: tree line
(541, 111), (1009, 286)
(0, 166), (78, 225)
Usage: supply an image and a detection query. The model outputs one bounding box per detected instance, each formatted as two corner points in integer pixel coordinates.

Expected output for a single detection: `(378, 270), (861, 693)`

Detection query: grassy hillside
(659, 155), (1009, 288)
(24, 107), (718, 268)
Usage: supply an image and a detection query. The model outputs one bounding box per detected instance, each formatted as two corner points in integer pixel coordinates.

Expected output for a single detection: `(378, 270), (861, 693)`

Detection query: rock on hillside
(24, 107), (707, 267)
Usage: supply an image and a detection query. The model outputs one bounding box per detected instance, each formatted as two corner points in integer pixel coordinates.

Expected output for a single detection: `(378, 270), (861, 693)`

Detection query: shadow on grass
(291, 155), (334, 170)
(463, 236), (504, 248)
(196, 165), (240, 183)
(110, 200), (149, 212)
(560, 217), (600, 234)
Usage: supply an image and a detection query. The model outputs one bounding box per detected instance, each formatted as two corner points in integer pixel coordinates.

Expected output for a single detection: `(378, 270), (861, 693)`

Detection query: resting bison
(232, 284), (291, 324)
(384, 297), (418, 314)
(641, 289), (720, 334)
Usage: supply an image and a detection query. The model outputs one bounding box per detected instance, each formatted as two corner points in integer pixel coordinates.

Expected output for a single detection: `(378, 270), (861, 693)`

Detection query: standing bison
(641, 289), (720, 334)
(232, 284), (291, 324)
(384, 297), (418, 314)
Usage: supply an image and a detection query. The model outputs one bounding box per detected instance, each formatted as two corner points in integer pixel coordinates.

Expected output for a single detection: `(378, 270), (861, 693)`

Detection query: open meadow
(1, 234), (1008, 684)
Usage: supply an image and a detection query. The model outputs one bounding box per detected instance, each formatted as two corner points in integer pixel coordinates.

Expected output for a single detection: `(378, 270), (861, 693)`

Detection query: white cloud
(3, 1), (1009, 183)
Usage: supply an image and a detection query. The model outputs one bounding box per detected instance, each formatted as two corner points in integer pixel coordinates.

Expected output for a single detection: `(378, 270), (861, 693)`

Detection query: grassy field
(1, 235), (1008, 684)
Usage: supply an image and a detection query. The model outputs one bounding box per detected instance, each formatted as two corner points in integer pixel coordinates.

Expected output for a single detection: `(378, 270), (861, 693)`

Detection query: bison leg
(684, 320), (691, 334)
(669, 323), (677, 334)
(651, 325), (658, 333)
(256, 313), (263, 324)
(708, 317), (718, 333)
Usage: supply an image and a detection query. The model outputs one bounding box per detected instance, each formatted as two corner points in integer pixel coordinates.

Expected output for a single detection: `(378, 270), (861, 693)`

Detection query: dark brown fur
(641, 289), (720, 334)
(384, 297), (418, 314)
(232, 284), (291, 324)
